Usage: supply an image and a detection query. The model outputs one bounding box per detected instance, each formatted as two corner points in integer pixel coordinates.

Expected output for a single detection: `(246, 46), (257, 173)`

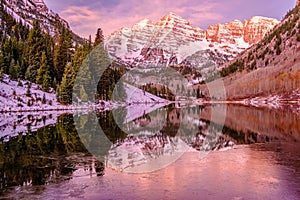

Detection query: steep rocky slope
(105, 12), (279, 69)
(205, 3), (300, 100)
(1, 0), (84, 42)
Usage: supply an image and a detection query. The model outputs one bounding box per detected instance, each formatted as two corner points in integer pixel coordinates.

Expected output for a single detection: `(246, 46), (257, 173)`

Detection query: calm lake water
(0, 104), (300, 199)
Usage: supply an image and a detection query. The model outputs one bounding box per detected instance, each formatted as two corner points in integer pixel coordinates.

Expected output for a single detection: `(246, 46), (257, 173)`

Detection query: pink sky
(44, 0), (296, 39)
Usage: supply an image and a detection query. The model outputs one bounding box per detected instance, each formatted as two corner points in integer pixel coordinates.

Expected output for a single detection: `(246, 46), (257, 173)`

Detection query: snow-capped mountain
(105, 12), (279, 68)
(207, 3), (300, 100)
(1, 0), (83, 41)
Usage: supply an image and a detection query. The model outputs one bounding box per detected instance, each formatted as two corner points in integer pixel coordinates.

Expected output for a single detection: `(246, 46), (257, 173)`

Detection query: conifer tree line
(1, 5), (127, 105)
(57, 27), (127, 105)
(0, 3), (73, 92)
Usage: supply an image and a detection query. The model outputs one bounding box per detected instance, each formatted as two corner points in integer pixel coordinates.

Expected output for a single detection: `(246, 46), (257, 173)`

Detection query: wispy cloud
(61, 6), (101, 38)
(45, 0), (296, 39)
(59, 0), (224, 38)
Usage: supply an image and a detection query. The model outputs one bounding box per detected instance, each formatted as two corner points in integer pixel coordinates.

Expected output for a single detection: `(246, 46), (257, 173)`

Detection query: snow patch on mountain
(105, 13), (280, 68)
(2, 0), (81, 40)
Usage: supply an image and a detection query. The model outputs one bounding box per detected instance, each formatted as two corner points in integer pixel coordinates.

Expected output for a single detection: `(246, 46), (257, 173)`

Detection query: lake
(0, 104), (300, 199)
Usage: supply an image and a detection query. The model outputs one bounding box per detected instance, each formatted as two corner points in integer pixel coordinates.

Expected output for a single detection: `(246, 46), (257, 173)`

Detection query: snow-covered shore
(0, 74), (74, 112)
(0, 75), (171, 113)
(0, 75), (172, 140)
(0, 75), (122, 113)
(235, 90), (300, 109)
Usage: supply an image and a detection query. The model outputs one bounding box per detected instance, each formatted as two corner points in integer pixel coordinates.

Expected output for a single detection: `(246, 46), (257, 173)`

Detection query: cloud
(60, 6), (101, 38)
(59, 0), (225, 39)
(55, 0), (296, 39)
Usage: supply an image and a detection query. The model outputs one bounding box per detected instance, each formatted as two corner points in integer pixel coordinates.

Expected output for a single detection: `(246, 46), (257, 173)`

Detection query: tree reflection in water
(1, 104), (299, 195)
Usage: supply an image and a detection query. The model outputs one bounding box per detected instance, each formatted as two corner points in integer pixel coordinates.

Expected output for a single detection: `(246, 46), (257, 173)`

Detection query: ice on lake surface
(0, 104), (299, 199)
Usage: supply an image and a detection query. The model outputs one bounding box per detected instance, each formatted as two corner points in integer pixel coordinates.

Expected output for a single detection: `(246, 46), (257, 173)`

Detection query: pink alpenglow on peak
(206, 16), (280, 44)
(105, 13), (280, 67)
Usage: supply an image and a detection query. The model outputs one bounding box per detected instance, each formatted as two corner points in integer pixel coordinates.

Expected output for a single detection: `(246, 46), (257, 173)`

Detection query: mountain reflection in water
(0, 104), (299, 199)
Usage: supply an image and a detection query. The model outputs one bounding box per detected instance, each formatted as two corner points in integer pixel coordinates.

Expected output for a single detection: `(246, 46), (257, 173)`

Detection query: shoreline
(1, 99), (300, 113)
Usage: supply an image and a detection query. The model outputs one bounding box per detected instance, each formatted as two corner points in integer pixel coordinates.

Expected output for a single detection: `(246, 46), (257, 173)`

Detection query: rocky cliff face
(202, 4), (300, 100)
(105, 12), (279, 68)
(244, 16), (279, 44)
(206, 17), (279, 45)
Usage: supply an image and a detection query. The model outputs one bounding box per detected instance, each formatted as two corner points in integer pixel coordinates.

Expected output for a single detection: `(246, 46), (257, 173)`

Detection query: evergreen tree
(63, 43), (92, 103)
(27, 100), (32, 107)
(0, 52), (4, 81)
(58, 62), (75, 104)
(42, 70), (51, 92)
(54, 26), (72, 82)
(36, 51), (52, 91)
(74, 59), (93, 100)
(26, 83), (31, 97)
(44, 34), (55, 82)
(0, 67), (4, 82)
(9, 59), (19, 80)
(36, 52), (46, 85)
(42, 93), (46, 104)
(10, 36), (20, 63)
(25, 20), (46, 82)
(88, 35), (92, 49)
(0, 52), (4, 68)
(2, 38), (12, 72)
(52, 77), (57, 89)
(17, 79), (23, 87)
(0, 2), (15, 36)
(16, 39), (24, 62)
(94, 28), (104, 46)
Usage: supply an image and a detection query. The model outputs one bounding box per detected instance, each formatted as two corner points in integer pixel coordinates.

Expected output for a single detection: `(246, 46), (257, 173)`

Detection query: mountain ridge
(105, 12), (279, 70)
(201, 4), (300, 100)
(1, 0), (85, 43)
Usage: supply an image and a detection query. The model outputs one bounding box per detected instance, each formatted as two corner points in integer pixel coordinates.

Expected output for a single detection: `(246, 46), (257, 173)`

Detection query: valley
(1, 0), (298, 106)
(0, 0), (300, 199)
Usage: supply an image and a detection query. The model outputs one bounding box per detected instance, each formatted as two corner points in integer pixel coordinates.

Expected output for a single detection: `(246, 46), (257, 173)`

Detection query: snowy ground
(238, 90), (300, 109)
(0, 75), (172, 140)
(123, 83), (170, 104)
(0, 74), (73, 112)
(0, 75), (170, 113)
(122, 83), (171, 122)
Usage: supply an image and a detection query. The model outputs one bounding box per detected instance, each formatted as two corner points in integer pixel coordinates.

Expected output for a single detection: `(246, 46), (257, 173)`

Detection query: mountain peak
(248, 16), (280, 23)
(135, 18), (153, 27)
(106, 13), (279, 68)
(156, 12), (192, 28)
(159, 12), (186, 22)
(166, 12), (182, 18)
